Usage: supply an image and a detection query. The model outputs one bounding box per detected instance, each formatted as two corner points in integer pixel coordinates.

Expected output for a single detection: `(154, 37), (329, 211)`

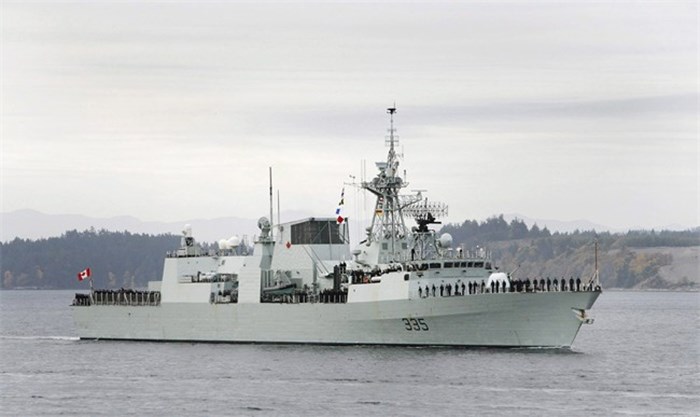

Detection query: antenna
(385, 106), (399, 149)
(586, 236), (601, 288)
(594, 237), (599, 287)
(269, 166), (274, 240)
(403, 200), (449, 219)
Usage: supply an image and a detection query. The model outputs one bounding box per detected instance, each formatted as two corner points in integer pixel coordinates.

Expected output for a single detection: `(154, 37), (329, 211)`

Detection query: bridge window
(291, 220), (344, 245)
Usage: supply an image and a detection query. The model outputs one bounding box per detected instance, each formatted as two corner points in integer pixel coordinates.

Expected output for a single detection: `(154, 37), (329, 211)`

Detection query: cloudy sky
(2, 1), (698, 231)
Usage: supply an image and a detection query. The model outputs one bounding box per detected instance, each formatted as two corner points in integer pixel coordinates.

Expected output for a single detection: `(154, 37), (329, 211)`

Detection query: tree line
(440, 215), (699, 249)
(439, 215), (699, 289)
(0, 218), (697, 290)
(1, 229), (180, 290)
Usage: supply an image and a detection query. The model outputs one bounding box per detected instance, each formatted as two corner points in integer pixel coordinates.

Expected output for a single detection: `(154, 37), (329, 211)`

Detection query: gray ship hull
(72, 290), (600, 347)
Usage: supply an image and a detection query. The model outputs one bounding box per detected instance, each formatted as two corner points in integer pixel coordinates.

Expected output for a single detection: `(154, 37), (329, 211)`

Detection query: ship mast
(386, 107), (399, 256)
(387, 106), (398, 166)
(269, 166), (274, 240)
(361, 107), (418, 263)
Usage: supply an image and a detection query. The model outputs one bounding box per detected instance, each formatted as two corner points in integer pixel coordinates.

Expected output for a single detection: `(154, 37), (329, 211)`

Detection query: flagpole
(269, 166), (274, 240)
(89, 276), (95, 305)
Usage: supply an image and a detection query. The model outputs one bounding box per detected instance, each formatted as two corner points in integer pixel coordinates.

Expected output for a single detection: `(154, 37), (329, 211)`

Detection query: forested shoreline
(1, 229), (180, 290)
(1, 216), (698, 290)
(441, 216), (698, 290)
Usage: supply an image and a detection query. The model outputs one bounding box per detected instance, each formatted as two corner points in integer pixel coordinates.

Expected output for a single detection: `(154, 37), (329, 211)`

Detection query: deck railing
(72, 290), (161, 306)
(417, 277), (600, 299)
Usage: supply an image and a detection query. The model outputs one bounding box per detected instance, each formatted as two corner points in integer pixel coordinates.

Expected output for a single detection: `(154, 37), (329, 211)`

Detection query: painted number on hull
(402, 318), (429, 331)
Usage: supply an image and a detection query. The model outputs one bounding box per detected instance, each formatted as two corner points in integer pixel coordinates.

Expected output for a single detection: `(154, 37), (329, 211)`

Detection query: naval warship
(72, 108), (601, 347)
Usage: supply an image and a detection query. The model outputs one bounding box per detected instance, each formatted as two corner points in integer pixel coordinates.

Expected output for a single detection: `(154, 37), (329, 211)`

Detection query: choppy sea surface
(0, 290), (698, 416)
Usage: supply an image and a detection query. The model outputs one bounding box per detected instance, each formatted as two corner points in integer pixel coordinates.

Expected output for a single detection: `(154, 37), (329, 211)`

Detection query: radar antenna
(403, 199), (449, 232)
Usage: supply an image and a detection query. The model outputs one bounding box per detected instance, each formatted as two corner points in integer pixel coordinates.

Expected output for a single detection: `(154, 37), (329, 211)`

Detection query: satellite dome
(227, 235), (241, 247)
(438, 233), (453, 248)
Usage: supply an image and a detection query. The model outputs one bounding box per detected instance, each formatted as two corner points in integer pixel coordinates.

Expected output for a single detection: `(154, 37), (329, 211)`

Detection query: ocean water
(0, 291), (698, 416)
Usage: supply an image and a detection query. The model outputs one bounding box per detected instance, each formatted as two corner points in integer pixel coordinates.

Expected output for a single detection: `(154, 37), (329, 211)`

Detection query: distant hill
(500, 213), (693, 234)
(3, 209), (694, 243)
(501, 213), (619, 233)
(1, 209), (261, 244)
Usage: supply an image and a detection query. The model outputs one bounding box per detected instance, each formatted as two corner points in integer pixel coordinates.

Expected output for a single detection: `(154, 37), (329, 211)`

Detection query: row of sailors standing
(417, 277), (597, 298)
(341, 261), (599, 294)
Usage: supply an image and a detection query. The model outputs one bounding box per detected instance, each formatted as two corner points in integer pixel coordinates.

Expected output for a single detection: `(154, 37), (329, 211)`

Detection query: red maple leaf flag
(77, 268), (91, 281)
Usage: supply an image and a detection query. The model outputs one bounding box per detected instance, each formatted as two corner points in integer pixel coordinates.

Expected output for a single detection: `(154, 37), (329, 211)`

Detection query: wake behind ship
(72, 107), (601, 347)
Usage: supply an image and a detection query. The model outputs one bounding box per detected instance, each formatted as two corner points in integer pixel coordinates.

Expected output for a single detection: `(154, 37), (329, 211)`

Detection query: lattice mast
(362, 107), (415, 261)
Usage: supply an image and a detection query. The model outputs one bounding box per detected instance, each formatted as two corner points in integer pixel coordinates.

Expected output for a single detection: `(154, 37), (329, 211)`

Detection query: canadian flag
(77, 268), (91, 281)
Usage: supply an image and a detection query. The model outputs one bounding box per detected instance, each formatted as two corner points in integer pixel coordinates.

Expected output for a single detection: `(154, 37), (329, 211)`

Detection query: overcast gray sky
(2, 1), (698, 231)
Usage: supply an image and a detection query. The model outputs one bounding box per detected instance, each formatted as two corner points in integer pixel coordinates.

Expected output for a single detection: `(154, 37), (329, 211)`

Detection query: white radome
(438, 233), (453, 248)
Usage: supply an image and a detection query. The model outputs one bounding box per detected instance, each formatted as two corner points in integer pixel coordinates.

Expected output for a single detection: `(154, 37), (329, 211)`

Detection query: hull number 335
(402, 318), (429, 331)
